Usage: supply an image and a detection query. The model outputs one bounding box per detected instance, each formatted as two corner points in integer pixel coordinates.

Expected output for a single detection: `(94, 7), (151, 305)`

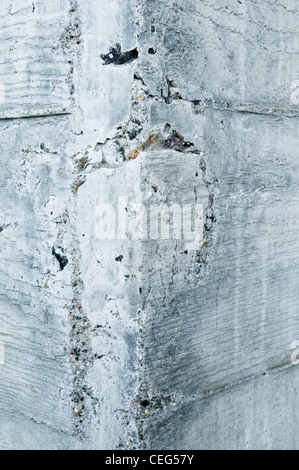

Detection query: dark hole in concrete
(141, 400), (150, 408)
(164, 130), (185, 152)
(101, 44), (138, 65)
(52, 247), (69, 271)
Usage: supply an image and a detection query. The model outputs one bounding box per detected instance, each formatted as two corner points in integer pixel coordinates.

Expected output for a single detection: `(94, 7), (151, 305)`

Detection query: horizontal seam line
(0, 111), (72, 121)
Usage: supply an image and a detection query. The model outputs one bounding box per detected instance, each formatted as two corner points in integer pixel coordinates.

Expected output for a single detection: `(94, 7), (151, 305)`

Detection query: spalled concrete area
(0, 0), (298, 450)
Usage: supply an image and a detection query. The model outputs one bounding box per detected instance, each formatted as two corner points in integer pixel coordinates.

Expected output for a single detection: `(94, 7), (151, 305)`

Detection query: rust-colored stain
(77, 156), (88, 171)
(128, 133), (164, 160)
(128, 149), (139, 160)
(201, 241), (210, 249)
(72, 179), (85, 192)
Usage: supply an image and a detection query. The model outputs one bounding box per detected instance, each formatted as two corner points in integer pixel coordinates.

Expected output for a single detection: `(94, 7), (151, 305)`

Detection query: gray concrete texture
(0, 0), (298, 450)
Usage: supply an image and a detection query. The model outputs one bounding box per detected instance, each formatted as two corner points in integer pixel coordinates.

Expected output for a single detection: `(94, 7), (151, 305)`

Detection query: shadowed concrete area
(0, 0), (298, 450)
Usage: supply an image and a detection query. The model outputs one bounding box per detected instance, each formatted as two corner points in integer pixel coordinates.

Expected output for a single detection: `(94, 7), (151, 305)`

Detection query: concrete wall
(0, 0), (298, 450)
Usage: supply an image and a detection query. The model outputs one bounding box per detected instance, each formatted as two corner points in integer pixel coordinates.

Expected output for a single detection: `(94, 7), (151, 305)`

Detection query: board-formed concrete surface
(0, 0), (299, 450)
